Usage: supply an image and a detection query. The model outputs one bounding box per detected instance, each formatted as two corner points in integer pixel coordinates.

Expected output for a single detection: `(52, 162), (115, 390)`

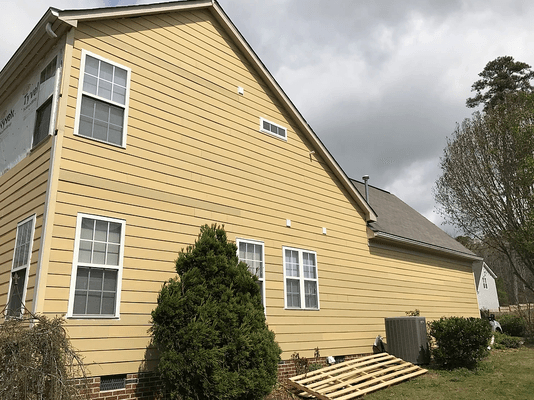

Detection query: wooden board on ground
(288, 353), (427, 400)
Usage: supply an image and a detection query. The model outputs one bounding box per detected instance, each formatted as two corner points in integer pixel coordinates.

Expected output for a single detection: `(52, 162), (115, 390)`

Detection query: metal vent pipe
(362, 175), (369, 203)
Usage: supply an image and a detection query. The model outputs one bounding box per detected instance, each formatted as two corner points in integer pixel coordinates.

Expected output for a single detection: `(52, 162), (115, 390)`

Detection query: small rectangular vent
(100, 374), (126, 391)
(260, 117), (287, 140)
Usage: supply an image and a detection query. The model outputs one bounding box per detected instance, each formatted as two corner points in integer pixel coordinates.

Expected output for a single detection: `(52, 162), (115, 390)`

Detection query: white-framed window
(33, 55), (58, 148)
(260, 117), (287, 141)
(482, 276), (488, 289)
(6, 215), (36, 318)
(237, 238), (265, 310)
(40, 56), (57, 84)
(74, 50), (131, 147)
(33, 97), (53, 146)
(283, 247), (319, 310)
(67, 213), (125, 318)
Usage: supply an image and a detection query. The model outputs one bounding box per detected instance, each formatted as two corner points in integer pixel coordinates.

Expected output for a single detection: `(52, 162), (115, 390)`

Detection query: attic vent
(100, 374), (126, 391)
(260, 117), (287, 140)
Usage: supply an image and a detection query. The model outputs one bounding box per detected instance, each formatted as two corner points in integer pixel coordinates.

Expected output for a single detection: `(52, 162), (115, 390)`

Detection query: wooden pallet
(287, 353), (427, 400)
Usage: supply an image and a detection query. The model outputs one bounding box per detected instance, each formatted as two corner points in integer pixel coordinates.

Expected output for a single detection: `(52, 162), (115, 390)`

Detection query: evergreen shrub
(492, 331), (523, 349)
(429, 316), (492, 369)
(497, 314), (527, 337)
(151, 224), (282, 400)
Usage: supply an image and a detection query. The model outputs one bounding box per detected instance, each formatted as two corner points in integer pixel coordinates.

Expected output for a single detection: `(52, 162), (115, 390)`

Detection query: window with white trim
(260, 117), (287, 140)
(237, 239), (265, 308)
(6, 215), (36, 318)
(68, 214), (125, 318)
(283, 247), (319, 309)
(75, 51), (131, 147)
(33, 97), (53, 146)
(33, 56), (58, 148)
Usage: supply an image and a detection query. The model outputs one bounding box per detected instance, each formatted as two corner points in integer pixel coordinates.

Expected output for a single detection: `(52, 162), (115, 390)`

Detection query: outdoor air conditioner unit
(384, 316), (430, 365)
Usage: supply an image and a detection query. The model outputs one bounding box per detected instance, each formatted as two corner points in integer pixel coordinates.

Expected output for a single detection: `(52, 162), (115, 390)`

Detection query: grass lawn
(365, 345), (534, 400)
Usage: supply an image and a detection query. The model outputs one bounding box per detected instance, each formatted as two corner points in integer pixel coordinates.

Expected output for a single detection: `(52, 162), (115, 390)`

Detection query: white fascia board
(370, 231), (483, 262)
(210, 1), (377, 223)
(483, 262), (498, 279)
(24, 0), (376, 223)
(57, 0), (213, 27)
(0, 9), (61, 90)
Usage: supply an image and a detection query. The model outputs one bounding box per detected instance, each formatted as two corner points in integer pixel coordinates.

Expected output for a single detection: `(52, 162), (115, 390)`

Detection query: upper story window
(32, 56), (58, 148)
(6, 215), (36, 318)
(33, 97), (53, 146)
(260, 117), (287, 141)
(40, 56), (57, 84)
(74, 50), (131, 147)
(482, 276), (488, 289)
(237, 239), (265, 310)
(67, 214), (125, 318)
(283, 247), (319, 310)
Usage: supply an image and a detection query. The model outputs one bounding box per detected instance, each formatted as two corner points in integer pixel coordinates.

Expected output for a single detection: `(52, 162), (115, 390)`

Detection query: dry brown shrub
(0, 310), (88, 399)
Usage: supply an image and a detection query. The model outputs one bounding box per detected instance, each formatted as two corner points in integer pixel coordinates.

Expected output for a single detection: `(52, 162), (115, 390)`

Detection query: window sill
(66, 315), (120, 320)
(30, 134), (51, 152)
(260, 128), (287, 141)
(74, 132), (127, 149)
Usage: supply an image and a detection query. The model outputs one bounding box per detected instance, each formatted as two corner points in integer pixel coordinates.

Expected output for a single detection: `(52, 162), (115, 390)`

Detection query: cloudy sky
(2, 0), (533, 233)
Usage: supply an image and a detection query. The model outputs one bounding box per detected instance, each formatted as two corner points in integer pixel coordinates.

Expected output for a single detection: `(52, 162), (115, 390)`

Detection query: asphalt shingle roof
(352, 179), (476, 258)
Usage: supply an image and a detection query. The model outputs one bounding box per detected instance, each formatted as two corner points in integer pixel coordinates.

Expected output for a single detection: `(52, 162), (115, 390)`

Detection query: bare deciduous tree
(435, 92), (534, 296)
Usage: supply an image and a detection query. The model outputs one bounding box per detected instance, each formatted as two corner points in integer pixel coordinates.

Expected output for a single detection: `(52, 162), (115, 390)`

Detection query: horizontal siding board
(42, 8), (481, 369)
(0, 143), (49, 313)
(55, 163), (364, 237)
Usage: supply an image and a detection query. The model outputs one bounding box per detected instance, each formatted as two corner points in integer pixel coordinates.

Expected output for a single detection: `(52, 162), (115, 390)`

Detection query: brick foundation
(78, 353), (373, 399)
(268, 353), (373, 399)
(80, 372), (163, 400)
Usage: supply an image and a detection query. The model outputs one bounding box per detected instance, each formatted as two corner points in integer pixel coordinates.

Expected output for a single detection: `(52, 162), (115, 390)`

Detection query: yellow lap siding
(0, 141), (51, 316)
(39, 6), (481, 374)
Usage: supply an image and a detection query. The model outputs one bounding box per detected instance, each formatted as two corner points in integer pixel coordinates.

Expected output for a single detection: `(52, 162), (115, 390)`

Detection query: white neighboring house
(473, 261), (500, 310)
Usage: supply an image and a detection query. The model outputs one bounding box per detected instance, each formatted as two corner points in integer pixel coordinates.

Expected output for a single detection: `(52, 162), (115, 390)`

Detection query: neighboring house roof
(473, 261), (498, 290)
(0, 0), (377, 223)
(352, 179), (480, 261)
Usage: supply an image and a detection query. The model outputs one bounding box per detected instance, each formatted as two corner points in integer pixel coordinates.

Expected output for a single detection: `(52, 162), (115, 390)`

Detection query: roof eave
(57, 0), (213, 27)
(0, 8), (64, 100)
(483, 262), (498, 279)
(1, 0), (377, 223)
(369, 230), (482, 262)
(210, 1), (377, 223)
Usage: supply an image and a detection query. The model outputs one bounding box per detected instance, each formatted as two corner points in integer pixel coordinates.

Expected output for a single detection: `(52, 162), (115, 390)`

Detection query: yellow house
(0, 1), (481, 397)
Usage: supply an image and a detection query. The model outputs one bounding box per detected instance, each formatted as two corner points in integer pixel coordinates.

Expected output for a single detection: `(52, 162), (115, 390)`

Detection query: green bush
(151, 224), (282, 400)
(492, 332), (523, 349)
(497, 314), (527, 337)
(429, 316), (492, 369)
(308, 363), (323, 372)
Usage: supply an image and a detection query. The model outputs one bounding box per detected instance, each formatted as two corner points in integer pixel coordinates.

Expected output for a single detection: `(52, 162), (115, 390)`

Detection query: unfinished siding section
(0, 140), (51, 315)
